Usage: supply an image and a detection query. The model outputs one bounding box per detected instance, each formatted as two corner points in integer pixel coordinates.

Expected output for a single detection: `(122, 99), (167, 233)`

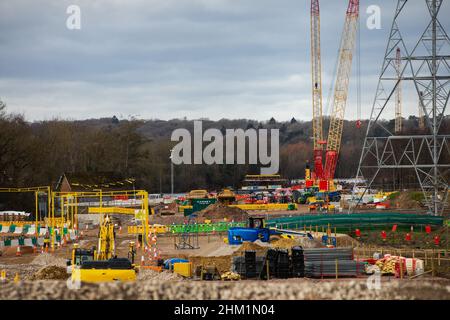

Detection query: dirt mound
(31, 253), (67, 267)
(271, 238), (297, 250)
(235, 241), (268, 254)
(391, 192), (423, 209)
(271, 237), (323, 250)
(196, 203), (248, 222)
(149, 214), (187, 225)
(137, 269), (183, 281)
(336, 234), (360, 247)
(31, 266), (69, 280)
(189, 256), (232, 274)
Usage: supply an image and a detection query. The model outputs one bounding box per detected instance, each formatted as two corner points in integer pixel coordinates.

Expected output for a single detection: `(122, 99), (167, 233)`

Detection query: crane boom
(310, 0), (324, 180)
(324, 0), (359, 181)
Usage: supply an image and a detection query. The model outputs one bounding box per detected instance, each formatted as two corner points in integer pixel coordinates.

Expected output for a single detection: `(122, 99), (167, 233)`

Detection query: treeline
(1, 103), (448, 193)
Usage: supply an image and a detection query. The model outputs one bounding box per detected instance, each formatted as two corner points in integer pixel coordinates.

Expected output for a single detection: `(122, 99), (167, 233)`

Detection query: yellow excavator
(68, 214), (137, 283)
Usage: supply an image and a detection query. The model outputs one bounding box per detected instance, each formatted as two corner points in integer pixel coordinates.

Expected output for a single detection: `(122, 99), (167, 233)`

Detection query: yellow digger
(68, 214), (137, 283)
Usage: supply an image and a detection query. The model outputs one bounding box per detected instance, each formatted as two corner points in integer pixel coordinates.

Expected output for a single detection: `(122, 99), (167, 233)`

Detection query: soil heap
(196, 203), (248, 222)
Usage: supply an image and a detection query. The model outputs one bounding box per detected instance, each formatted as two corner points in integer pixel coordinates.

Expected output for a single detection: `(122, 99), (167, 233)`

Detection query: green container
(183, 208), (194, 216)
(192, 198), (217, 213)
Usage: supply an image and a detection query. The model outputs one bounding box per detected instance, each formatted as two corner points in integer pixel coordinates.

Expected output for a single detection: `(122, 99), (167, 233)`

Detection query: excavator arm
(96, 214), (115, 260)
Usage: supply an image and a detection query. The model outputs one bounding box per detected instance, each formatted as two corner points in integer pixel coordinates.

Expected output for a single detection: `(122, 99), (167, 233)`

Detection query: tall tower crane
(323, 0), (360, 182)
(395, 47), (402, 133)
(310, 0), (325, 181)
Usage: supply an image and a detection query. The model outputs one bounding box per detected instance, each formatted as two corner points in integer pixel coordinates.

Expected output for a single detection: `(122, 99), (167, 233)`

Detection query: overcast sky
(0, 0), (448, 122)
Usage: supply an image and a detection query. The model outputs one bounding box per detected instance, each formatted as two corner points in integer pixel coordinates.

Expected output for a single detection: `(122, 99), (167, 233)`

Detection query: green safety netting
(266, 212), (444, 230)
(169, 222), (245, 233)
(9, 225), (15, 233)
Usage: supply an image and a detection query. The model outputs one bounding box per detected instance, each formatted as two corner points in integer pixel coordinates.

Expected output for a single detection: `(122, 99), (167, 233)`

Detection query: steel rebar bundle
(305, 260), (366, 277)
(303, 247), (353, 261)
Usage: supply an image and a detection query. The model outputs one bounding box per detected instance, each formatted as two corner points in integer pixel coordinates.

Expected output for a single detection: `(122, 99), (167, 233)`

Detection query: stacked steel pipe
(303, 247), (365, 278)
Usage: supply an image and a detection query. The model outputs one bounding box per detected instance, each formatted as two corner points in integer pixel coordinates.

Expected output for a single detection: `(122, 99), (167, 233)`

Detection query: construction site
(0, 0), (449, 301)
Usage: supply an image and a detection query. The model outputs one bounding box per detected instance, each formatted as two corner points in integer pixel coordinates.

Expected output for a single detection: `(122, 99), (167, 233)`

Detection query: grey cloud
(0, 0), (448, 121)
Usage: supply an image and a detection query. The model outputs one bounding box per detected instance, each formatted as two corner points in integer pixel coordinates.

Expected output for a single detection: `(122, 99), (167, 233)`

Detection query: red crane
(323, 0), (360, 183)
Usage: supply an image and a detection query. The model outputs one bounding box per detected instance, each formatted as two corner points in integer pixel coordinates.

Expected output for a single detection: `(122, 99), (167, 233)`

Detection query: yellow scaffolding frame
(51, 190), (151, 254)
(0, 186), (51, 236)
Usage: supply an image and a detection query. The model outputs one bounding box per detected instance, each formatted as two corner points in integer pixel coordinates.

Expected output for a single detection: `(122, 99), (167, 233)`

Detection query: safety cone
(119, 226), (122, 234)
(140, 255), (145, 266)
(40, 246), (44, 254)
(33, 246), (38, 254)
(16, 246), (22, 257)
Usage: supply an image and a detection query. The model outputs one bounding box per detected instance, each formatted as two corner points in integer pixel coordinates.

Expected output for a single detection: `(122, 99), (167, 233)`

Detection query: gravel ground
(0, 278), (448, 300)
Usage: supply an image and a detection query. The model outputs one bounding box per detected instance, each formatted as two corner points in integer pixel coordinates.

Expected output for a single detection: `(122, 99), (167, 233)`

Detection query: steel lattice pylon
(352, 0), (450, 215)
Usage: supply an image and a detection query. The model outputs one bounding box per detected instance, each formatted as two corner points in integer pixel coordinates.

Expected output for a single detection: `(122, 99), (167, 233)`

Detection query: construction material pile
(30, 266), (69, 280)
(303, 248), (354, 261)
(0, 279), (448, 300)
(271, 237), (322, 250)
(31, 253), (67, 267)
(372, 255), (424, 276)
(188, 255), (232, 274)
(235, 241), (268, 254)
(137, 269), (183, 281)
(220, 271), (240, 281)
(196, 203), (248, 222)
(305, 260), (366, 278)
(303, 247), (365, 278)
